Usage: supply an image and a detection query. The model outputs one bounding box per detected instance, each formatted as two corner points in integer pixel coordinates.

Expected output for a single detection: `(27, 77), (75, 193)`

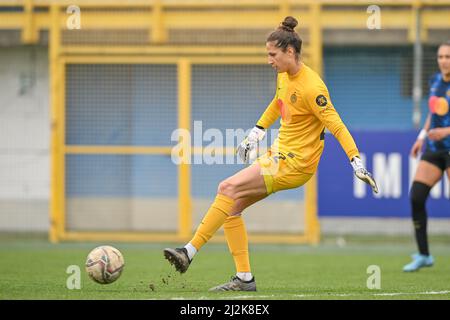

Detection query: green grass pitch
(1, 234), (450, 300)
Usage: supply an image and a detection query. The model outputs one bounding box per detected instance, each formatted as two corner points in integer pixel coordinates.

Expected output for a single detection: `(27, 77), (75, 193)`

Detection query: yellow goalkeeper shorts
(255, 150), (313, 195)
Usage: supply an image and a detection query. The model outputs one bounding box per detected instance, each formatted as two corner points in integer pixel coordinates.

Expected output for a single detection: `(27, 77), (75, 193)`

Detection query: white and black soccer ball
(85, 245), (125, 284)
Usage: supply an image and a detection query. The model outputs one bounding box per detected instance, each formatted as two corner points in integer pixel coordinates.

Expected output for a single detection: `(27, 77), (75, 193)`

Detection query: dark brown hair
(267, 16), (302, 60)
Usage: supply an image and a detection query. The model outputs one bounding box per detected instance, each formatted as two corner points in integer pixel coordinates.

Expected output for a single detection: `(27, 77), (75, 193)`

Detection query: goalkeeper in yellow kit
(164, 16), (378, 291)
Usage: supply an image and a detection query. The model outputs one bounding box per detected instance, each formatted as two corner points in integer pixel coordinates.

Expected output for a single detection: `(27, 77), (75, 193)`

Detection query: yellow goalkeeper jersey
(256, 63), (360, 174)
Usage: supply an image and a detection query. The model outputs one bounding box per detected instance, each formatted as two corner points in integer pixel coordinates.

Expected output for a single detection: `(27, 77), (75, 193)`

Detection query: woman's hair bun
(281, 16), (298, 32)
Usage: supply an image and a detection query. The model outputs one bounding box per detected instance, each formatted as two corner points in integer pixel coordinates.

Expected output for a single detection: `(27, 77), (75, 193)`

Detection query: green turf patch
(1, 239), (450, 300)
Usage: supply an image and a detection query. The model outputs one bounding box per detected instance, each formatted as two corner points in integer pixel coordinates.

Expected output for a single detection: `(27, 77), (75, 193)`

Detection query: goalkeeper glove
(237, 126), (266, 164)
(351, 156), (379, 194)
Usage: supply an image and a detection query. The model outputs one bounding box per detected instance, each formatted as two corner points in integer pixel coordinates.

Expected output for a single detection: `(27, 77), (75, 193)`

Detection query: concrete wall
(0, 46), (49, 231)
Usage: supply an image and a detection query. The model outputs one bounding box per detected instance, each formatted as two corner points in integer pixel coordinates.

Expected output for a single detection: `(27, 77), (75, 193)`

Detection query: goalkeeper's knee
(217, 180), (237, 199)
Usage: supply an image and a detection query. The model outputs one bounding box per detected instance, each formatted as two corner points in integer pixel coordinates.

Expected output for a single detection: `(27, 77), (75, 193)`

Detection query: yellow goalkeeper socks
(224, 215), (251, 274)
(190, 194), (235, 250)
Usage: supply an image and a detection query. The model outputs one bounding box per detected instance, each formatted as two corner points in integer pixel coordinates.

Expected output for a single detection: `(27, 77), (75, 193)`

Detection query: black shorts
(421, 150), (450, 171)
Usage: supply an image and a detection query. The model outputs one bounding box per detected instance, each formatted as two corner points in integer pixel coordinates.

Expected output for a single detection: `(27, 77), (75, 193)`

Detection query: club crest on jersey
(316, 95), (327, 107)
(290, 93), (297, 104)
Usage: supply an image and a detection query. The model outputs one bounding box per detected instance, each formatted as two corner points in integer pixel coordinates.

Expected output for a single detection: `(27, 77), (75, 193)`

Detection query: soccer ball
(85, 245), (125, 284)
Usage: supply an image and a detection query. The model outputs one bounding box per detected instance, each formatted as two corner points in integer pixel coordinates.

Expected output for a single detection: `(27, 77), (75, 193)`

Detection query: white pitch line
(293, 290), (450, 298)
(163, 290), (450, 300)
(220, 295), (276, 299)
(373, 290), (450, 296)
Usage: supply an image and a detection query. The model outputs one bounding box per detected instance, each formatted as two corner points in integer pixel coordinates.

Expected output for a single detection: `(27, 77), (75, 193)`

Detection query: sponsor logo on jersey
(277, 98), (291, 122)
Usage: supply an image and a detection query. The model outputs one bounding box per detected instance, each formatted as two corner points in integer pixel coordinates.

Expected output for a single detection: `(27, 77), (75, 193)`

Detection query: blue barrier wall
(318, 131), (449, 217)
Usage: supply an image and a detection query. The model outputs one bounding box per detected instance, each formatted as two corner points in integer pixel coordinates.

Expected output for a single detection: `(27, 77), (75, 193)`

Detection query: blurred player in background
(403, 41), (450, 272)
(164, 16), (378, 291)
